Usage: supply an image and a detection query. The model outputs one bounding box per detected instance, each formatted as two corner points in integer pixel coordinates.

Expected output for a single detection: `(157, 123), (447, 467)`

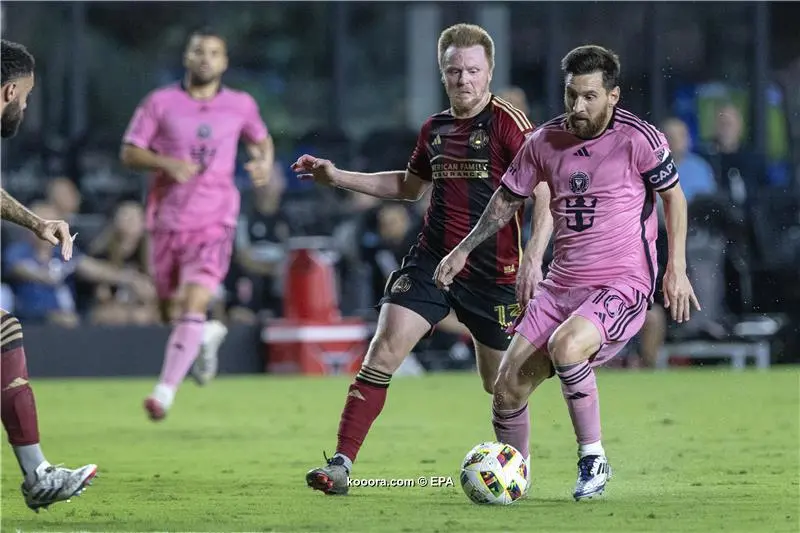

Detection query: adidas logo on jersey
(574, 147), (591, 157)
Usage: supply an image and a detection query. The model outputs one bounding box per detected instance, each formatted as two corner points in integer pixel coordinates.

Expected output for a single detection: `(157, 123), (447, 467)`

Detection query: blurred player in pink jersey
(435, 45), (699, 500)
(120, 28), (274, 421)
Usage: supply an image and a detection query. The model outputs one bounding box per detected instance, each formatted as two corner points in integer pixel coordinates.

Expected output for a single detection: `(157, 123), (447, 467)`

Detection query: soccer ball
(459, 441), (529, 505)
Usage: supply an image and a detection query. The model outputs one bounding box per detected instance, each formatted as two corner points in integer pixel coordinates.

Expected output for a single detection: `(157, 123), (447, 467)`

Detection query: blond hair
(437, 24), (495, 71)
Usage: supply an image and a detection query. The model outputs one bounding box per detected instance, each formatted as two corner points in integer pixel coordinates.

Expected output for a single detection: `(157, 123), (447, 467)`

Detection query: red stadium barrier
(262, 245), (369, 375)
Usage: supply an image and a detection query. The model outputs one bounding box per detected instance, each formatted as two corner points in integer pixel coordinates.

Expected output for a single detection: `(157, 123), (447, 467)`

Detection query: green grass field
(2, 368), (798, 532)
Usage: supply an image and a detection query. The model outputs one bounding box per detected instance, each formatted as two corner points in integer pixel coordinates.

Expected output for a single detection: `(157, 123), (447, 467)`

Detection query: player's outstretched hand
(35, 219), (74, 261)
(433, 247), (469, 291)
(516, 257), (543, 309)
(291, 154), (336, 186)
(163, 159), (201, 183)
(662, 267), (701, 323)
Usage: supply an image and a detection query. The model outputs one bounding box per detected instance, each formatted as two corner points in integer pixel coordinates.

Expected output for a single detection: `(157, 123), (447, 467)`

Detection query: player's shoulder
(221, 86), (258, 105)
(611, 108), (666, 150)
(418, 111), (448, 133)
(147, 83), (183, 100)
(525, 114), (567, 146)
(139, 83), (182, 109)
(490, 95), (534, 131)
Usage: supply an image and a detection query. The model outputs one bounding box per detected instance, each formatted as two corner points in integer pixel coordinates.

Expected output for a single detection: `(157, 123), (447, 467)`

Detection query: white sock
(333, 453), (353, 474)
(152, 383), (176, 410)
(578, 441), (605, 458)
(14, 445), (47, 485)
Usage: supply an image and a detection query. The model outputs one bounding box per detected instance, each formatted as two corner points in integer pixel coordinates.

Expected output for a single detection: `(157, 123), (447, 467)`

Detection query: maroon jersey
(407, 95), (534, 284)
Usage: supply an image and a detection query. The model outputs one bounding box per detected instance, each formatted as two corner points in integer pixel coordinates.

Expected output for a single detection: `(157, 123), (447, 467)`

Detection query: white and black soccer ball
(459, 441), (529, 505)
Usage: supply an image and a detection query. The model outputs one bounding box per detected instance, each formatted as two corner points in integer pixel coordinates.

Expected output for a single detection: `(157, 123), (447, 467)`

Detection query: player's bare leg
(491, 335), (553, 463)
(1, 311), (97, 512)
(145, 283), (214, 421)
(548, 316), (611, 501)
(306, 303), (431, 495)
(473, 340), (503, 395)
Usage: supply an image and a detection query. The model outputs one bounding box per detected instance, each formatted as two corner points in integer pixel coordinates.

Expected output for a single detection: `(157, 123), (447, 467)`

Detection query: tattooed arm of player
(1, 188), (43, 232)
(434, 186), (525, 289)
(458, 186), (526, 254)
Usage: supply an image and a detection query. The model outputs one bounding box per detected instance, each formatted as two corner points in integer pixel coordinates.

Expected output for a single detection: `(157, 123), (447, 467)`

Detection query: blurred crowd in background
(1, 2), (799, 366)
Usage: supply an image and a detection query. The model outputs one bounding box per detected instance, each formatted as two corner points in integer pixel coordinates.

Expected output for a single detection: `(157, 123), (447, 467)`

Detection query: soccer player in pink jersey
(120, 28), (274, 421)
(435, 45), (700, 500)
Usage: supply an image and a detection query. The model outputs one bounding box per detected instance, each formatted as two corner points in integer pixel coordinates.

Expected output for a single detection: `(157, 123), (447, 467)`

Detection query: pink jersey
(123, 83), (269, 231)
(501, 108), (679, 299)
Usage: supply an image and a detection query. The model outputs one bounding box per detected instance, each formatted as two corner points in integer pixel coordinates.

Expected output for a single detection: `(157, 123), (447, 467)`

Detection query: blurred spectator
(224, 163), (291, 323)
(360, 202), (419, 302)
(0, 283), (15, 313)
(45, 176), (82, 221)
(699, 104), (769, 208)
(662, 118), (718, 204)
(2, 202), (155, 326)
(87, 201), (158, 325)
(497, 86), (530, 118)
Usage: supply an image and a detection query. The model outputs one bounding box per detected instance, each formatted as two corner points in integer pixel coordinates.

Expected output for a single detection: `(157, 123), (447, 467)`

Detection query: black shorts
(378, 255), (518, 351)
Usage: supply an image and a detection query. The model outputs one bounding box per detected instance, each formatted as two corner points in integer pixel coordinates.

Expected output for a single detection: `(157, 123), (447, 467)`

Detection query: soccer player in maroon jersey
(0, 39), (97, 512)
(292, 23), (554, 495)
(435, 45), (699, 500)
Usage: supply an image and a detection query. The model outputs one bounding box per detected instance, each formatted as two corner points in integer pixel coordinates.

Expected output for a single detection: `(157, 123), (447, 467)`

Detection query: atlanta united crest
(391, 274), (412, 294)
(569, 171), (590, 194)
(469, 129), (489, 150)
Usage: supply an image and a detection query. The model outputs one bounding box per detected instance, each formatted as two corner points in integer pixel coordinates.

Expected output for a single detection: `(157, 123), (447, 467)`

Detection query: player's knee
(480, 373), (495, 395)
(182, 284), (213, 315)
(362, 333), (406, 375)
(492, 367), (526, 408)
(547, 329), (585, 366)
(492, 382), (526, 410)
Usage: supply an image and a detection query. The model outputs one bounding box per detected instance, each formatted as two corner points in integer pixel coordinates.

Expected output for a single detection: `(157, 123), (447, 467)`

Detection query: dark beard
(567, 107), (610, 139)
(1, 100), (24, 138)
(188, 72), (219, 87)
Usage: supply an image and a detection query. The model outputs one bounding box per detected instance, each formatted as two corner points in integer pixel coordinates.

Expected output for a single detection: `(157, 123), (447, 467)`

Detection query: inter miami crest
(566, 170), (596, 233)
(468, 129), (489, 150)
(197, 124), (212, 139)
(569, 171), (590, 194)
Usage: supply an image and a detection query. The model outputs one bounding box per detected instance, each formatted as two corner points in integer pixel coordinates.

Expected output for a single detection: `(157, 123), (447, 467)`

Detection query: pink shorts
(149, 225), (235, 300)
(512, 280), (649, 367)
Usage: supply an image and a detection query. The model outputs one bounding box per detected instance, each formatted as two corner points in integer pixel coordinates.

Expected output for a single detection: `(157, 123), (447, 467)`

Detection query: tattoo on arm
(1, 189), (42, 232)
(460, 187), (525, 253)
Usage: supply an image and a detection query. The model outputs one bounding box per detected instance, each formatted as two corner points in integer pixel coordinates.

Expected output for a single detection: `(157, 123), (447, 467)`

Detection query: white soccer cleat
(21, 461), (98, 512)
(191, 319), (228, 386)
(573, 454), (612, 501)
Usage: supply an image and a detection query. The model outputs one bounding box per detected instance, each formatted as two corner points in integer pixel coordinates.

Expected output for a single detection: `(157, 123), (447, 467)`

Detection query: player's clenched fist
(433, 247), (469, 291)
(291, 154), (336, 186)
(163, 159), (201, 183)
